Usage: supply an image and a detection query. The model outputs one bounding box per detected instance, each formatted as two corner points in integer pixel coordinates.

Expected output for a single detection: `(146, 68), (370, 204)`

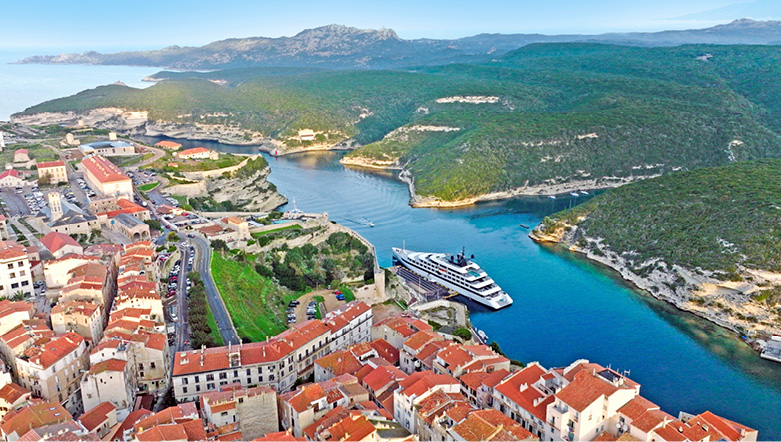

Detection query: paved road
(191, 234), (240, 345)
(174, 242), (191, 351)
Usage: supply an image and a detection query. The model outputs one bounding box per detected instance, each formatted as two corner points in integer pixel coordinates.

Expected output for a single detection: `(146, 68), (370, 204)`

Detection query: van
(14, 187), (23, 194)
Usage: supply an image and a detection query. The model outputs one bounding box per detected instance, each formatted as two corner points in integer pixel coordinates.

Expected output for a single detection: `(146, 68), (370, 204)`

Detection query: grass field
(251, 224), (302, 238)
(137, 181), (160, 192)
(211, 251), (292, 341)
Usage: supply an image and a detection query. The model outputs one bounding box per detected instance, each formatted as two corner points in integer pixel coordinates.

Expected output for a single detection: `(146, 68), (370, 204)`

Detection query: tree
(37, 174), (51, 187)
(145, 219), (162, 231)
(167, 232), (178, 242)
(211, 239), (228, 252)
(453, 327), (473, 341)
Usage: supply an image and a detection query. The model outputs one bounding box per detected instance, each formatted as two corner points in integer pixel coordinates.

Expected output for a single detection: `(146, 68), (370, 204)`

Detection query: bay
(137, 138), (781, 440)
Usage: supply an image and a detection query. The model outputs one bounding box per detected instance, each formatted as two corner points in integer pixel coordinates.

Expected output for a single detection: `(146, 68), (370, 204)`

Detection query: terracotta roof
(319, 412), (376, 441)
(362, 365), (407, 394)
(276, 319), (330, 349)
(315, 350), (363, 377)
(617, 396), (669, 432)
(0, 241), (27, 260)
(0, 169), (20, 180)
(494, 364), (554, 421)
(367, 339), (399, 365)
(40, 232), (81, 254)
(452, 409), (535, 441)
(416, 389), (470, 425)
(51, 300), (99, 317)
(0, 300), (34, 320)
(556, 370), (627, 413)
(403, 330), (443, 353)
(398, 370), (459, 398)
(87, 358), (127, 375)
(178, 147), (210, 157)
(79, 401), (115, 432)
(155, 141), (182, 149)
(0, 402), (72, 437)
(374, 314), (432, 339)
(696, 410), (756, 441)
(21, 332), (84, 370)
(111, 408), (153, 441)
(173, 340), (294, 376)
(81, 155), (129, 184)
(253, 430), (304, 441)
(98, 199), (148, 218)
(36, 160), (65, 169)
(0, 383), (30, 405)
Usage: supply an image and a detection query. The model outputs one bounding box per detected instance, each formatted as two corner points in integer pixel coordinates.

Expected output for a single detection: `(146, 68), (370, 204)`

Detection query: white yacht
(392, 247), (513, 310)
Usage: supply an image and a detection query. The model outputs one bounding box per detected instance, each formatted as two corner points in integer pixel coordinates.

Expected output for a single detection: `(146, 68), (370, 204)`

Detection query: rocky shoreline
(529, 223), (781, 352)
(341, 155), (662, 208)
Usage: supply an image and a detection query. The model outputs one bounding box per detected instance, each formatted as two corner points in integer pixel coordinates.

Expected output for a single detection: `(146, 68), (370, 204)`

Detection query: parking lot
(0, 185), (84, 218)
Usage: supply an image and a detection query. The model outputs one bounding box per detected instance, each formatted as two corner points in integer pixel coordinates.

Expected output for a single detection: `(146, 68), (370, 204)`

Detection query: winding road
(190, 234), (240, 345)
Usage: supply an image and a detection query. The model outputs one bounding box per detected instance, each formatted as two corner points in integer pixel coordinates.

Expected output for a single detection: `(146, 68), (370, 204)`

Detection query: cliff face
(205, 166), (286, 212)
(530, 220), (781, 338)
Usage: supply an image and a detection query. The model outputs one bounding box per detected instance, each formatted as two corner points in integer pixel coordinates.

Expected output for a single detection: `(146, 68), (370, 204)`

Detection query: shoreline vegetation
(15, 43), (781, 209)
(529, 160), (781, 353)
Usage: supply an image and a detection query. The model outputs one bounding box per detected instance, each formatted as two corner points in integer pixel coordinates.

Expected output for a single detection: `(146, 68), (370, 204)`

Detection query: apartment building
(0, 242), (33, 299)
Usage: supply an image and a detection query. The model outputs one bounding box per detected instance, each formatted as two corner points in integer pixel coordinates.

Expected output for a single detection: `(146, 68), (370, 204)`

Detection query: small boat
(477, 329), (488, 342)
(548, 195), (557, 200)
(369, 222), (375, 227)
(519, 224), (529, 229)
(570, 192), (580, 197)
(580, 190), (589, 195)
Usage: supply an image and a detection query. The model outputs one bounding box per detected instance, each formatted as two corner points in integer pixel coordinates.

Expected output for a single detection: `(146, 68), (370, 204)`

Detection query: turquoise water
(136, 141), (781, 439)
(3, 52), (779, 437)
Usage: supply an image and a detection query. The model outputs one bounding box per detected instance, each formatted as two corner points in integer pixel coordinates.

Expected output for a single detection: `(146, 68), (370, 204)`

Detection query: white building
(0, 241), (33, 298)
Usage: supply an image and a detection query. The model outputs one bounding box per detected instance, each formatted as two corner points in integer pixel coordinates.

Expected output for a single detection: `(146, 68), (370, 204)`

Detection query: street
(190, 234), (240, 345)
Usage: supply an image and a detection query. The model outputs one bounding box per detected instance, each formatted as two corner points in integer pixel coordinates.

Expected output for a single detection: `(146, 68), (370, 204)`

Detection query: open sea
(3, 51), (780, 439)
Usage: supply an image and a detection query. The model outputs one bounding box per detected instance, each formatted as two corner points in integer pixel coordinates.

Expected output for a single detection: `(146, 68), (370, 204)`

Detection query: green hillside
(20, 43), (781, 201)
(538, 159), (781, 278)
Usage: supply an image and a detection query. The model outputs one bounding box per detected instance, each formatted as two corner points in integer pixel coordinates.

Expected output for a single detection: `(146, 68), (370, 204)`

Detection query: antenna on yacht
(403, 240), (406, 251)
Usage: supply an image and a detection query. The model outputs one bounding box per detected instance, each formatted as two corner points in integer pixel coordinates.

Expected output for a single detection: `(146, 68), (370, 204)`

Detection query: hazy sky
(2, 0), (775, 50)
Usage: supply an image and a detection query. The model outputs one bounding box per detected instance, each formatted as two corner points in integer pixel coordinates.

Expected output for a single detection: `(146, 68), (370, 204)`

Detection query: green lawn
(211, 251), (291, 341)
(144, 151), (245, 173)
(251, 224), (302, 238)
(137, 181), (160, 192)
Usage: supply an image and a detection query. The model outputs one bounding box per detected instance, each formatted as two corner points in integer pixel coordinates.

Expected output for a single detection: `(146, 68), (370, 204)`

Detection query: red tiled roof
(81, 155), (129, 184)
(0, 402), (72, 437)
(0, 241), (27, 260)
(452, 409), (536, 441)
(253, 430), (304, 441)
(315, 350), (363, 377)
(36, 160), (65, 169)
(0, 383), (30, 405)
(155, 141), (182, 149)
(178, 147), (210, 157)
(0, 169), (20, 180)
(398, 370), (458, 398)
(173, 340), (294, 376)
(21, 332), (84, 370)
(556, 370), (621, 413)
(494, 364), (553, 421)
(40, 232), (82, 254)
(79, 402), (115, 432)
(88, 358), (127, 375)
(362, 365), (407, 394)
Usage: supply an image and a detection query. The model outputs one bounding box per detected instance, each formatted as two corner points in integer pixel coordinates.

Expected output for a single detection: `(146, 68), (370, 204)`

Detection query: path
(190, 233), (240, 345)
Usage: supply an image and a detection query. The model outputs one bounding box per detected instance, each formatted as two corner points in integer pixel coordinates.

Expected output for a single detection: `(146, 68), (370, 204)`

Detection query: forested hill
(17, 43), (781, 203)
(533, 159), (781, 333)
(17, 19), (781, 70)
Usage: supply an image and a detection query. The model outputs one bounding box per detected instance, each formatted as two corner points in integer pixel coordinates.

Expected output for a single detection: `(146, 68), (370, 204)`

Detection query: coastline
(340, 155), (661, 208)
(528, 227), (781, 354)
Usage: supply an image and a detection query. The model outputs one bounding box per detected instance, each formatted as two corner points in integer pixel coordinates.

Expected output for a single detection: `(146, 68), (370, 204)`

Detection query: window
(258, 376), (263, 383)
(207, 383), (215, 390)
(7, 264), (12, 270)
(194, 375), (199, 382)
(221, 411), (228, 417)
(219, 372), (227, 380)
(21, 281), (28, 286)
(196, 385), (200, 392)
(182, 377), (188, 385)
(19, 270), (25, 276)
(151, 362), (156, 369)
(10, 283), (17, 289)
(9, 273), (15, 279)
(17, 262), (23, 267)
(183, 387), (188, 393)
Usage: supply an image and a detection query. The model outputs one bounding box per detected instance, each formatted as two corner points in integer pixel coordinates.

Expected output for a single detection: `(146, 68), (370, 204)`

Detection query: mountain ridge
(18, 19), (781, 70)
